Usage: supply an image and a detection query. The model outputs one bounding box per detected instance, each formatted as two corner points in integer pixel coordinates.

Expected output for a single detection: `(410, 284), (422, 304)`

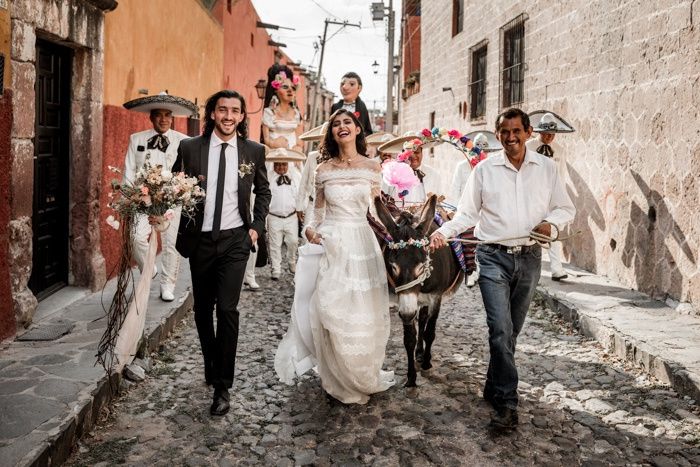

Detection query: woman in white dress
(275, 109), (395, 404)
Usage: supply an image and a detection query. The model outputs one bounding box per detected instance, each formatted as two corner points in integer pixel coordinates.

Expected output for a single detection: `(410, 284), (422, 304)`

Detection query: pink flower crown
(271, 71), (301, 90)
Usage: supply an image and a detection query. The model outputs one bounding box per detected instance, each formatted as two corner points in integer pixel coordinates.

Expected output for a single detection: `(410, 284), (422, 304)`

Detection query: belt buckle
(506, 245), (522, 254)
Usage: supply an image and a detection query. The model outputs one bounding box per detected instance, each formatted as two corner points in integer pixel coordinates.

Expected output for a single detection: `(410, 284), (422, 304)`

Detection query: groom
(172, 90), (271, 416)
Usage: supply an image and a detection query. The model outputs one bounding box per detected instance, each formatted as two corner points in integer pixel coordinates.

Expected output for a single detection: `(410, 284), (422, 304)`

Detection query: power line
(309, 0), (338, 19)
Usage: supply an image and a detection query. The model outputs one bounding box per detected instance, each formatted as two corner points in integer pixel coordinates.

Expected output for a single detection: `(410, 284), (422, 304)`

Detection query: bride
(274, 109), (395, 404)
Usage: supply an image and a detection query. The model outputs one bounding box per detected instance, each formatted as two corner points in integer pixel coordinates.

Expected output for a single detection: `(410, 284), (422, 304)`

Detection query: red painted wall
(0, 91), (15, 340)
(403, 15), (421, 82)
(213, 0), (306, 142)
(100, 105), (189, 278)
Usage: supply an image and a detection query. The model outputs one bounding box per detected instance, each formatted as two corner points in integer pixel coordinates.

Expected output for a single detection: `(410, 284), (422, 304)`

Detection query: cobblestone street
(68, 271), (700, 466)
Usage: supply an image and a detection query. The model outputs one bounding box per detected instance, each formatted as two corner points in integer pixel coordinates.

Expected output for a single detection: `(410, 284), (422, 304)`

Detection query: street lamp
(370, 1), (395, 133)
(372, 60), (379, 75)
(248, 79), (268, 114)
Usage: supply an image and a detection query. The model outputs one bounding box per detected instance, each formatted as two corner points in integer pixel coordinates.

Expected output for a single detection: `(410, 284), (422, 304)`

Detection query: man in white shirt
(526, 111), (572, 281)
(267, 158), (301, 280)
(123, 108), (189, 301)
(429, 108), (575, 429)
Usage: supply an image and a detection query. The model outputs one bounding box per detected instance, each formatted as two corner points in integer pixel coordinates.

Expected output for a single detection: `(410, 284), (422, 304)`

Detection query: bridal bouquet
(106, 155), (205, 231)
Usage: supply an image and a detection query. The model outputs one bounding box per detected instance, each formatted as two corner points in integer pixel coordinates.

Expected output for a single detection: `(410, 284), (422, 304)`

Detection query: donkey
(374, 195), (464, 387)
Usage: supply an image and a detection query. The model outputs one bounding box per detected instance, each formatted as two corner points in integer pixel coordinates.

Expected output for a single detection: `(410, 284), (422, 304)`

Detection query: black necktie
(211, 143), (228, 241)
(414, 169), (425, 183)
(536, 144), (554, 158)
(147, 134), (170, 152)
(277, 174), (291, 186)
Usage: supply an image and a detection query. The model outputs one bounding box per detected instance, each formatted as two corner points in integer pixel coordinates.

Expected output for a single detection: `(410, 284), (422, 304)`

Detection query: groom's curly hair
(203, 90), (248, 139)
(318, 109), (368, 163)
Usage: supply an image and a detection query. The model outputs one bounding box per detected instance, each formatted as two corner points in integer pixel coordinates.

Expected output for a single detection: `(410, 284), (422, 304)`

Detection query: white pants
(244, 247), (258, 283)
(268, 214), (298, 275)
(548, 241), (565, 275)
(132, 208), (181, 287)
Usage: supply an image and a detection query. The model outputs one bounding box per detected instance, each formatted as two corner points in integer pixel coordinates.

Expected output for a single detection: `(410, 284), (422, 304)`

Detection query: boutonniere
(238, 161), (255, 178)
(353, 111), (361, 119)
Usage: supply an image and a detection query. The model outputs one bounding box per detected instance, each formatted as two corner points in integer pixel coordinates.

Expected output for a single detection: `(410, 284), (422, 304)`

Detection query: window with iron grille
(452, 0), (464, 36)
(469, 43), (487, 119)
(501, 15), (527, 108)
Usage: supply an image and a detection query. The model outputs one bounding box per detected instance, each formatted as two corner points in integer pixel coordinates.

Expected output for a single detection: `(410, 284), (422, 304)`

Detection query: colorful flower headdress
(271, 71), (301, 90)
(396, 127), (485, 165)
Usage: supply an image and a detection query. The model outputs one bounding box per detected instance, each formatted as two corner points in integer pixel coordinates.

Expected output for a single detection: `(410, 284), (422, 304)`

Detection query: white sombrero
(265, 147), (306, 163)
(123, 91), (198, 117)
(464, 130), (503, 153)
(366, 131), (397, 147)
(529, 110), (575, 133)
(299, 122), (329, 142)
(377, 131), (442, 154)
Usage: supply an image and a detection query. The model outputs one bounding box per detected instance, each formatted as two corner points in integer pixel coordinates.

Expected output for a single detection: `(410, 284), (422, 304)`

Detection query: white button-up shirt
(269, 169), (300, 217)
(201, 133), (244, 232)
(436, 149), (575, 246)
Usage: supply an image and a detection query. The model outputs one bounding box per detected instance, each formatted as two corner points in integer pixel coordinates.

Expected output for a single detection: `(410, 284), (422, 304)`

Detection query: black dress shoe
(489, 407), (518, 429)
(210, 388), (230, 416)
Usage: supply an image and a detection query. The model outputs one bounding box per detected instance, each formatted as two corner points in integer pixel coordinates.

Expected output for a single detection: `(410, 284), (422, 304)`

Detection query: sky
(251, 0), (401, 111)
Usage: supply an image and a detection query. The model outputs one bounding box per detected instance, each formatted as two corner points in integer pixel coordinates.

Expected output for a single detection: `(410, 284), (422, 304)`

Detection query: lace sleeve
(304, 170), (326, 234)
(262, 107), (275, 128)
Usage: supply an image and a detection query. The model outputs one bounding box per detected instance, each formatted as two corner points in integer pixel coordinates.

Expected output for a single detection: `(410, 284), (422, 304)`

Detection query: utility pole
(386, 0), (394, 133)
(309, 19), (361, 128)
(371, 1), (395, 133)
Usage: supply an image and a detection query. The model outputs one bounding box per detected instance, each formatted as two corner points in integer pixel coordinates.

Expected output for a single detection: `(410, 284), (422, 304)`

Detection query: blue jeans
(477, 243), (542, 410)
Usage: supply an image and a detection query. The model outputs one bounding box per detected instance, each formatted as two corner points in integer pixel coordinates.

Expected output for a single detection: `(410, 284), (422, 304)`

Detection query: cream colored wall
(104, 0), (224, 111)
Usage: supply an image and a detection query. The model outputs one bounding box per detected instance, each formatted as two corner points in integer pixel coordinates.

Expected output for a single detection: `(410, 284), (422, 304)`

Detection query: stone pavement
(537, 259), (700, 402)
(66, 267), (700, 466)
(0, 268), (193, 467)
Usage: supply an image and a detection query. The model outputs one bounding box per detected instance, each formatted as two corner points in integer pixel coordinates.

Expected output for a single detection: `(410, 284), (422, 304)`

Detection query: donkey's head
(375, 195), (437, 323)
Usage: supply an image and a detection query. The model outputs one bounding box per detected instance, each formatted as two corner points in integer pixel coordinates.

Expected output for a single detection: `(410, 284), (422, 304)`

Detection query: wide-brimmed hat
(123, 92), (198, 117)
(464, 130), (502, 153)
(377, 131), (442, 154)
(529, 110), (575, 133)
(366, 131), (397, 147)
(265, 147), (306, 163)
(299, 122), (329, 142)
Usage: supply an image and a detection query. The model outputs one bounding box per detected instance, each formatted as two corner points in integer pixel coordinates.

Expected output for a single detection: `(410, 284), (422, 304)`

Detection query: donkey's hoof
(421, 361), (433, 371)
(404, 379), (417, 388)
(415, 352), (424, 363)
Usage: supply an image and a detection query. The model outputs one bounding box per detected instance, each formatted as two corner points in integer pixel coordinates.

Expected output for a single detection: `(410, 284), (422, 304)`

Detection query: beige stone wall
(400, 0), (700, 306)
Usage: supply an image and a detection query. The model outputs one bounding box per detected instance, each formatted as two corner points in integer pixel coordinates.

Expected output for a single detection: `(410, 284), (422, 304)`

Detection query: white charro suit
(124, 128), (190, 289)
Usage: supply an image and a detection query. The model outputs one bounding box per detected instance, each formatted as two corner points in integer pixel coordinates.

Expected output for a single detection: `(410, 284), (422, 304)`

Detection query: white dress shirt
(435, 149), (575, 246)
(526, 137), (566, 178)
(201, 132), (244, 232)
(124, 128), (189, 183)
(450, 159), (473, 204)
(269, 169), (300, 216)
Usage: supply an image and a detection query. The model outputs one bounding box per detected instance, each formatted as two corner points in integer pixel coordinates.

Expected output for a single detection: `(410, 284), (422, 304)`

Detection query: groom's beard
(215, 119), (238, 137)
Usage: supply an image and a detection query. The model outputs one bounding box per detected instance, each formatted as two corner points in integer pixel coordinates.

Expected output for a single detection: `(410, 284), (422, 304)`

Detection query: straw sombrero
(123, 92), (198, 117)
(299, 122), (329, 142)
(265, 147), (306, 163)
(464, 130), (502, 153)
(529, 110), (575, 133)
(377, 132), (442, 154)
(366, 131), (397, 147)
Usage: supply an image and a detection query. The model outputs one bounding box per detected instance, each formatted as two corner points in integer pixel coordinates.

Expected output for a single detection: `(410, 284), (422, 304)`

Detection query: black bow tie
(414, 169), (425, 183)
(147, 134), (170, 151)
(277, 174), (291, 186)
(536, 144), (554, 158)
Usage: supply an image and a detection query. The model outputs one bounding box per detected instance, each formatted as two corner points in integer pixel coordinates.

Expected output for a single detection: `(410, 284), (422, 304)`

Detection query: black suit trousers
(189, 227), (251, 389)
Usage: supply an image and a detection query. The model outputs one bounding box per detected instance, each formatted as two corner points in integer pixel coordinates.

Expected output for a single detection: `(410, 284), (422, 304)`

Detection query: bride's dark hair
(318, 109), (368, 163)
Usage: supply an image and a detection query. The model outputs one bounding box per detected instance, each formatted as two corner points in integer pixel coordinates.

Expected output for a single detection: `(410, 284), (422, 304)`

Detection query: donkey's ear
(374, 196), (398, 236)
(417, 195), (437, 236)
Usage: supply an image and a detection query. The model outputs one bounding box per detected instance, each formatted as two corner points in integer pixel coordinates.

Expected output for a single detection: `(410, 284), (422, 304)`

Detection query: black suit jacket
(171, 134), (271, 258)
(331, 96), (374, 136)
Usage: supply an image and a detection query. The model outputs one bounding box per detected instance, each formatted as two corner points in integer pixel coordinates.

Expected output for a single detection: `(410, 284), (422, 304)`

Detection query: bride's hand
(305, 228), (322, 244)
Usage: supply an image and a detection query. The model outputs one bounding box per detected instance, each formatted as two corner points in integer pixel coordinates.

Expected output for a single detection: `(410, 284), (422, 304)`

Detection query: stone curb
(18, 291), (194, 467)
(535, 287), (700, 402)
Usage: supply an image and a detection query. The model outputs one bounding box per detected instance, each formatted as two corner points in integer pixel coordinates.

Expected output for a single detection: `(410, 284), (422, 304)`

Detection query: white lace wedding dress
(274, 161), (395, 404)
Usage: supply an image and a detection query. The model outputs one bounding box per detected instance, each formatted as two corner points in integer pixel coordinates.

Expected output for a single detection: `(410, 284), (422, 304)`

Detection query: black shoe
(489, 407), (518, 429)
(210, 388), (230, 416)
(551, 272), (568, 281)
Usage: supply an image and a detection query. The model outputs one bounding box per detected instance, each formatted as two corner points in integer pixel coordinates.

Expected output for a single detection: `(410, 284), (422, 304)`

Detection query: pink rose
(448, 129), (461, 138)
(292, 75), (300, 85)
(271, 80), (281, 90)
(421, 128), (432, 137)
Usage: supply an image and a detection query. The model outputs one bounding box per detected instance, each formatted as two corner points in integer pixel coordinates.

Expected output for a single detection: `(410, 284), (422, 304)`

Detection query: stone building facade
(399, 0), (700, 307)
(8, 0), (116, 333)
